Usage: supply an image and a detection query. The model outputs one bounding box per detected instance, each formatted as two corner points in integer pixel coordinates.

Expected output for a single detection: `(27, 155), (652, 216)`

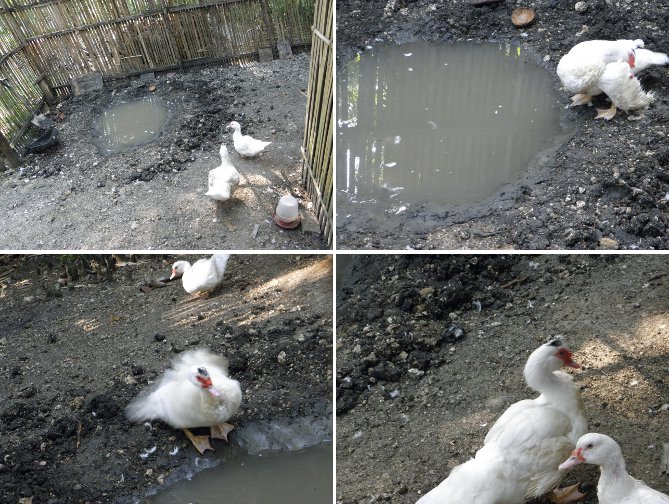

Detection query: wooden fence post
(259, 0), (278, 58)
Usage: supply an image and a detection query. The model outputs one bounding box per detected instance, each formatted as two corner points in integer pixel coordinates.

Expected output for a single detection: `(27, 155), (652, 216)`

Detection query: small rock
(598, 237), (618, 249)
(511, 7), (535, 28)
(277, 351), (287, 364)
(419, 287), (434, 298)
(444, 323), (466, 343)
(574, 1), (588, 12)
(407, 368), (425, 379)
(154, 333), (166, 342)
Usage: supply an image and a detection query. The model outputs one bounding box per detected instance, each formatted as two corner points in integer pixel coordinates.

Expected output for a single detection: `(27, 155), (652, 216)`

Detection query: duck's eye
(586, 443), (593, 449)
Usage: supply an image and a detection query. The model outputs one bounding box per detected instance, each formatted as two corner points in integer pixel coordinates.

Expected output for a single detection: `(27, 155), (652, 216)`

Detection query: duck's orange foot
(211, 423), (235, 442)
(549, 483), (587, 504)
(184, 428), (213, 454)
(569, 93), (592, 107)
(595, 104), (617, 120)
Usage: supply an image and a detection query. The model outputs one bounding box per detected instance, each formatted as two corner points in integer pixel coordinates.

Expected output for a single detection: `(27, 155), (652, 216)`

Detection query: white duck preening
(126, 349), (242, 454)
(226, 121), (271, 158)
(416, 339), (587, 504)
(556, 39), (668, 119)
(559, 433), (669, 504)
(170, 254), (230, 296)
(205, 144), (240, 201)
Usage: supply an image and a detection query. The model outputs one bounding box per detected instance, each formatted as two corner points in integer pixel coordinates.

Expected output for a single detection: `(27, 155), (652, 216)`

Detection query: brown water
(149, 443), (332, 504)
(98, 98), (167, 153)
(337, 41), (568, 207)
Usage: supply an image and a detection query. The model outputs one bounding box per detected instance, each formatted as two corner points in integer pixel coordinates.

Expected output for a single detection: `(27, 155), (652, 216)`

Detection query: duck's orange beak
(558, 447), (586, 470)
(169, 268), (177, 280)
(628, 51), (636, 68)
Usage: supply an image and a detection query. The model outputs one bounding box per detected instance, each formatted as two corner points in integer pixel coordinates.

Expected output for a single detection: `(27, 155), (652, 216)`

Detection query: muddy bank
(0, 254), (332, 503)
(0, 53), (326, 250)
(336, 0), (669, 250)
(336, 254), (669, 503)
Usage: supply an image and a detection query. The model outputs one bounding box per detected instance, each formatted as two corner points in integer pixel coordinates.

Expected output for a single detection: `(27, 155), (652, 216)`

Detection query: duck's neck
(598, 455), (635, 501)
(524, 358), (586, 439)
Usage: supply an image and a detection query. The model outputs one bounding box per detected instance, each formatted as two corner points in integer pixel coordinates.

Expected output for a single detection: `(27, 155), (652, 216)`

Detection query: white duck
(126, 349), (242, 454)
(227, 121), (271, 158)
(416, 339), (587, 504)
(557, 39), (643, 106)
(205, 144), (240, 201)
(559, 433), (669, 504)
(170, 254), (230, 296)
(557, 39), (668, 119)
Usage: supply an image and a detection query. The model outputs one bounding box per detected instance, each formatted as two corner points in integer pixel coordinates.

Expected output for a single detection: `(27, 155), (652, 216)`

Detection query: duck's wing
(598, 62), (654, 112)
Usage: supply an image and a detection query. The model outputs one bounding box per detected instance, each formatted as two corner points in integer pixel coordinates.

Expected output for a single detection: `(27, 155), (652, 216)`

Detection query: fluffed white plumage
(205, 145), (240, 201)
(557, 39), (667, 118)
(416, 339), (586, 504)
(170, 254), (230, 294)
(595, 62), (654, 119)
(559, 433), (669, 504)
(126, 349), (242, 430)
(557, 39), (643, 102)
(227, 121), (271, 158)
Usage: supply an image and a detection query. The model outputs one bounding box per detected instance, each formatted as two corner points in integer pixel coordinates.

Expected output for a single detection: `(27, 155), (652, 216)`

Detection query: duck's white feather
(205, 145), (240, 201)
(174, 254), (230, 294)
(562, 433), (669, 504)
(557, 39), (642, 95)
(632, 48), (669, 74)
(126, 349), (241, 429)
(228, 121), (271, 158)
(598, 62), (654, 112)
(416, 341), (586, 504)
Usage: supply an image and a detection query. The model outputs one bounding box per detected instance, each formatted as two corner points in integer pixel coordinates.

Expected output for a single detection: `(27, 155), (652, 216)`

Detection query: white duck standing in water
(556, 38), (668, 119)
(170, 254), (230, 296)
(205, 144), (240, 202)
(126, 349), (242, 454)
(226, 121), (271, 158)
(416, 339), (587, 504)
(559, 433), (669, 504)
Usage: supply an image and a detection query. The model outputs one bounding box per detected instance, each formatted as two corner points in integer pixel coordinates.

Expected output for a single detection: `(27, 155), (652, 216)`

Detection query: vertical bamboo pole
(259, 0), (277, 58)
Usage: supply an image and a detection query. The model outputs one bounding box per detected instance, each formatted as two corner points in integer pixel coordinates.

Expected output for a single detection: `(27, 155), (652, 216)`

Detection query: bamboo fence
(301, 0), (331, 246)
(0, 0), (314, 155)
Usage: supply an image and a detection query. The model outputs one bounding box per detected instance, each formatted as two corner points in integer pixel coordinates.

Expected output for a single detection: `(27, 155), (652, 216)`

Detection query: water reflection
(337, 41), (567, 206)
(98, 97), (168, 153)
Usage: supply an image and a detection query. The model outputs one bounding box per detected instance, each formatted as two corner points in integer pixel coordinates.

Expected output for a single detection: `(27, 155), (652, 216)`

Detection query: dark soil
(336, 0), (669, 250)
(0, 254), (332, 503)
(0, 53), (326, 250)
(336, 254), (669, 503)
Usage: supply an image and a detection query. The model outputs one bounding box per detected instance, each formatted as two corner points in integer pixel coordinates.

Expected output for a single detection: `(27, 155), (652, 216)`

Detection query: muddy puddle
(96, 97), (168, 154)
(149, 443), (332, 504)
(337, 40), (570, 211)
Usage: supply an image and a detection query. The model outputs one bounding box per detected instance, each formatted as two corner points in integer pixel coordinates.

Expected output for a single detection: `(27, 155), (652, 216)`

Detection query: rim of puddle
(336, 37), (581, 227)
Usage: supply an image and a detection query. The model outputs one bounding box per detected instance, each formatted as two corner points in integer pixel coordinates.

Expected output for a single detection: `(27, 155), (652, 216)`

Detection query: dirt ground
(336, 254), (669, 503)
(0, 53), (327, 250)
(0, 254), (332, 503)
(336, 0), (669, 250)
